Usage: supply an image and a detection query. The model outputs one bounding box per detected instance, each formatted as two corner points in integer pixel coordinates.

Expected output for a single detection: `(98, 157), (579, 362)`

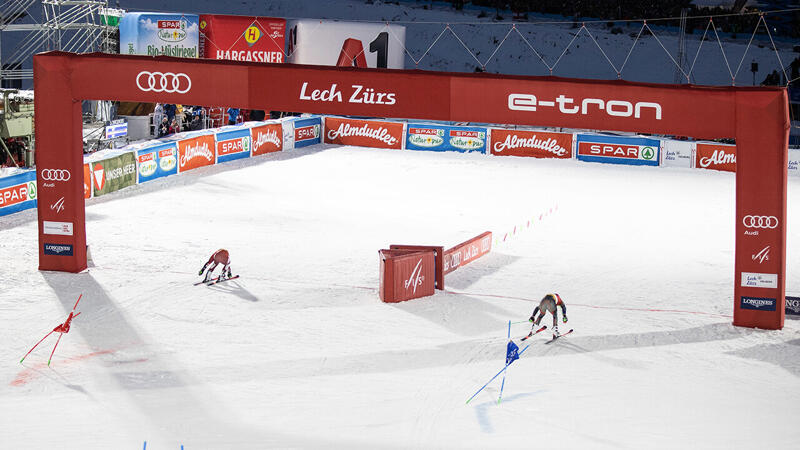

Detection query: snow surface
(2, 145), (800, 449)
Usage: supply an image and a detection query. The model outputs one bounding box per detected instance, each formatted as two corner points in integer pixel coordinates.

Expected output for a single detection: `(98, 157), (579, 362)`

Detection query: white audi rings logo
(742, 215), (779, 229)
(136, 71), (192, 94)
(40, 169), (71, 181)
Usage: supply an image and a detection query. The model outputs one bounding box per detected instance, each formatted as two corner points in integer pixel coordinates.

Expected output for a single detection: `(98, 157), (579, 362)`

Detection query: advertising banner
(787, 296), (800, 316)
(119, 13), (199, 58)
(200, 15), (285, 64)
(292, 117), (322, 148)
(443, 231), (493, 275)
(287, 20), (406, 69)
(91, 152), (137, 197)
(0, 170), (37, 216)
(216, 128), (252, 163)
(83, 163), (91, 199)
(490, 128), (572, 158)
(695, 142), (736, 172)
(136, 142), (178, 183)
(660, 139), (693, 168)
(324, 117), (404, 149)
(177, 134), (216, 173)
(787, 148), (799, 176)
(406, 124), (488, 153)
(105, 119), (128, 139)
(250, 122), (283, 156)
(576, 134), (660, 166)
(379, 249), (435, 303)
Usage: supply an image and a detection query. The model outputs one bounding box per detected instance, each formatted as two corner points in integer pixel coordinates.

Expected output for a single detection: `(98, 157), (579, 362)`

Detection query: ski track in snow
(1, 144), (799, 449)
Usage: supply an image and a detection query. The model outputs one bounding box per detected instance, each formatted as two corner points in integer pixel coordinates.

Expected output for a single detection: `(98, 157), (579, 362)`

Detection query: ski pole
(48, 333), (63, 366)
(466, 344), (529, 404)
(20, 330), (55, 364)
(498, 320), (511, 403)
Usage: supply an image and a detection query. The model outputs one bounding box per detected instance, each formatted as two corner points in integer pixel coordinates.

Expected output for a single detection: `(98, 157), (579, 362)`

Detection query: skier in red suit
(199, 249), (232, 282)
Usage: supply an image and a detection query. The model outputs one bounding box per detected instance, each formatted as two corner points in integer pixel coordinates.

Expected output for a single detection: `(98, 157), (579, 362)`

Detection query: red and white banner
(200, 15), (285, 64)
(250, 123), (283, 155)
(379, 249), (435, 303)
(83, 163), (91, 199)
(177, 134), (216, 172)
(695, 142), (736, 172)
(490, 128), (572, 158)
(324, 117), (404, 149)
(443, 232), (492, 275)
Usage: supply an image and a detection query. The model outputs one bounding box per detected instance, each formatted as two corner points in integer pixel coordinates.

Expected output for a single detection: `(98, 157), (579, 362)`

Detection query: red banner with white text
(177, 134), (216, 173)
(324, 117), (404, 149)
(491, 128), (573, 158)
(695, 142), (736, 172)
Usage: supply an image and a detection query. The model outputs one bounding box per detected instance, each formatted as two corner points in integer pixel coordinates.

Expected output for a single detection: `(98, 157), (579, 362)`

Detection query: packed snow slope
(2, 145), (800, 449)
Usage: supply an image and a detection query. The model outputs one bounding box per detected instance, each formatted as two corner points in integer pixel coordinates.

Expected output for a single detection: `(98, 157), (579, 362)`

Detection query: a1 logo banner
(695, 142), (736, 172)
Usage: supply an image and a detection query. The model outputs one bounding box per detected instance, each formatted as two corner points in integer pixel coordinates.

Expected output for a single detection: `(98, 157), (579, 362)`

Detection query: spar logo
(219, 137), (250, 156)
(493, 133), (568, 157)
(752, 246), (770, 264)
(408, 128), (444, 148)
(508, 93), (662, 120)
(327, 122), (398, 146)
(740, 296), (776, 311)
(449, 130), (485, 151)
(403, 259), (425, 294)
(160, 149), (177, 171)
(180, 141), (214, 167)
(138, 152), (158, 177)
(157, 19), (187, 42)
(580, 143), (641, 159)
(295, 124), (320, 142)
(0, 181), (36, 207)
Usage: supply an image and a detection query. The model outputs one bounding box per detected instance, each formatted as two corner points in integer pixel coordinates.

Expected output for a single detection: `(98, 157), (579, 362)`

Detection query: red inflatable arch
(33, 52), (789, 329)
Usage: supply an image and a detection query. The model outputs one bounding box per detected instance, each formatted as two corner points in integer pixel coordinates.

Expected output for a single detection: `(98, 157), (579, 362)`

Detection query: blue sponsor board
(105, 120), (128, 139)
(786, 296), (800, 317)
(44, 243), (73, 256)
(215, 128), (251, 163)
(136, 142), (178, 183)
(293, 117), (322, 148)
(576, 134), (660, 167)
(740, 296), (777, 311)
(406, 124), (487, 153)
(0, 170), (37, 217)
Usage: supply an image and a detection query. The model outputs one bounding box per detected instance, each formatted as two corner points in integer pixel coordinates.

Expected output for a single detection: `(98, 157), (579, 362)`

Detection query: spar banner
(406, 124), (487, 153)
(576, 134), (660, 166)
(695, 142), (736, 172)
(119, 13), (199, 58)
(661, 139), (693, 168)
(789, 149), (800, 177)
(83, 163), (91, 199)
(177, 134), (216, 172)
(287, 20), (406, 69)
(136, 142), (178, 183)
(490, 128), (572, 158)
(216, 128), (251, 163)
(293, 117), (322, 148)
(250, 122), (283, 156)
(91, 152), (137, 197)
(324, 117), (404, 149)
(0, 170), (37, 216)
(200, 15), (285, 64)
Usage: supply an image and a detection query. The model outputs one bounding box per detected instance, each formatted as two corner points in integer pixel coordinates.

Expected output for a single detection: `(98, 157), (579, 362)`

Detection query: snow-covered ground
(2, 145), (799, 449)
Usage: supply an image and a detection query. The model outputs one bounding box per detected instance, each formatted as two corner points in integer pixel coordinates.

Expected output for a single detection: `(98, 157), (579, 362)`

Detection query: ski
(545, 329), (574, 344)
(206, 275), (239, 286)
(521, 325), (547, 341)
(194, 277), (219, 286)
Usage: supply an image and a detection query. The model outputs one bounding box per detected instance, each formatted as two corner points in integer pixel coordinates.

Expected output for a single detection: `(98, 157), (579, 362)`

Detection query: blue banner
(505, 340), (520, 365)
(292, 117), (322, 148)
(406, 124), (487, 153)
(786, 296), (800, 316)
(215, 128), (251, 163)
(136, 142), (178, 183)
(0, 170), (37, 216)
(576, 134), (660, 167)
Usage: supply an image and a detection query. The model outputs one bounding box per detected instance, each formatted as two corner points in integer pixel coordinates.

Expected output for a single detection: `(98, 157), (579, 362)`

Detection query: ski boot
(552, 324), (560, 339)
